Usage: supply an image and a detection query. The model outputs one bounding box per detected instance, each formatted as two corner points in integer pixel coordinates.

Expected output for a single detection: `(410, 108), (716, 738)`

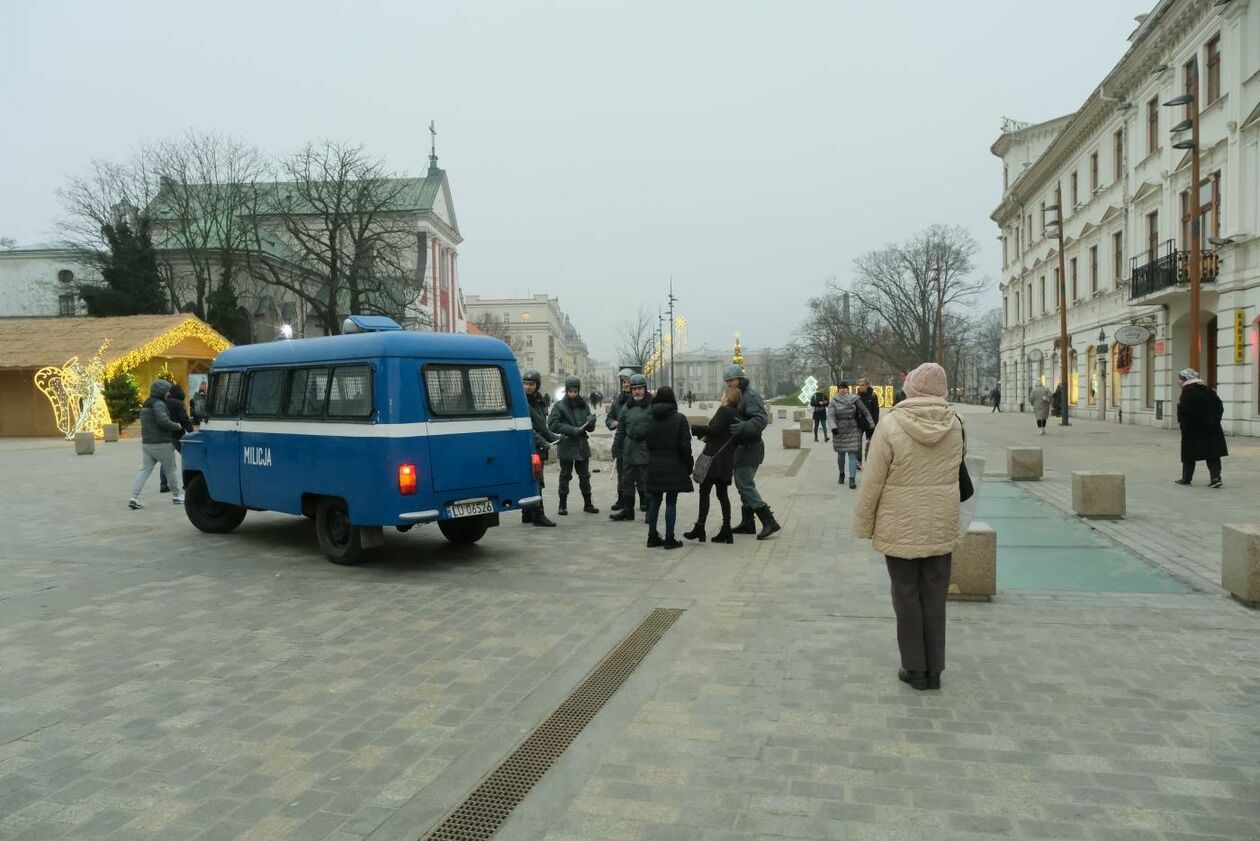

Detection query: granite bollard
(74, 432), (95, 455)
(948, 521), (996, 601)
(1071, 472), (1125, 519)
(1222, 524), (1260, 608)
(1007, 447), (1043, 480)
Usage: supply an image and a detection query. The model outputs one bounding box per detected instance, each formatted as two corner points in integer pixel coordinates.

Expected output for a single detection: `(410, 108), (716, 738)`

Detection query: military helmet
(723, 364), (746, 381)
(522, 369), (542, 386)
(628, 373), (648, 388)
(617, 368), (634, 380)
(564, 374), (581, 390)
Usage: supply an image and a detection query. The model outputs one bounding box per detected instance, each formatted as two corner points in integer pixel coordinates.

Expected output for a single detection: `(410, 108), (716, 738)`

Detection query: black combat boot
(557, 495), (568, 516)
(583, 496), (599, 514)
(646, 531), (664, 548)
(683, 522), (706, 542)
(731, 506), (757, 535)
(754, 506), (780, 540)
(521, 507), (534, 524)
(712, 523), (734, 544)
(532, 503), (557, 528)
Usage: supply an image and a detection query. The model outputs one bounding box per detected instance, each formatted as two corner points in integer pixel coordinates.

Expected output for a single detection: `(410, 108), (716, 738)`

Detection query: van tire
(438, 516), (490, 546)
(184, 474), (247, 534)
(316, 497), (364, 565)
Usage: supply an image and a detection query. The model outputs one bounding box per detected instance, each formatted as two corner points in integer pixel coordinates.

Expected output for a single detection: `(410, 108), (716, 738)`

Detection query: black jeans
(647, 492), (679, 537)
(1182, 459), (1222, 483)
(697, 478), (731, 526)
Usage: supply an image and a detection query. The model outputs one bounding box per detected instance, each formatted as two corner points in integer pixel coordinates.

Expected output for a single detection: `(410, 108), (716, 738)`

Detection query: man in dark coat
(522, 370), (559, 526)
(159, 383), (195, 494)
(548, 375), (600, 515)
(1173, 368), (1227, 488)
(606, 369), (634, 514)
(809, 385), (830, 442)
(610, 374), (651, 521)
(855, 377), (880, 466)
(724, 364), (779, 540)
(990, 385), (1002, 412)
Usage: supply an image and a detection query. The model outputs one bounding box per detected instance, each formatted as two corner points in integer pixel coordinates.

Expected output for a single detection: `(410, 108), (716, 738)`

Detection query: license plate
(448, 498), (494, 518)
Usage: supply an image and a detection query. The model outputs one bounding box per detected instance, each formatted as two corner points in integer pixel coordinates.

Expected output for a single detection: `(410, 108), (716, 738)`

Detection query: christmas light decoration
(797, 376), (818, 404)
(103, 317), (232, 379)
(732, 333), (744, 366)
(35, 342), (113, 439)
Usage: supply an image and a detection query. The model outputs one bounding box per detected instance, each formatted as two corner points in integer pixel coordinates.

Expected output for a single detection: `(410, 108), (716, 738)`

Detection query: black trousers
(1035, 419), (1047, 429)
(618, 463), (646, 509)
(697, 478), (731, 526)
(885, 553), (951, 673)
(558, 459), (592, 500)
(1182, 458), (1222, 482)
(813, 416), (828, 440)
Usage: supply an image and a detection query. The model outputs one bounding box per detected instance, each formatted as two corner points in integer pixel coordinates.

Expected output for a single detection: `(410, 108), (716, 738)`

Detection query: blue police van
(181, 316), (543, 564)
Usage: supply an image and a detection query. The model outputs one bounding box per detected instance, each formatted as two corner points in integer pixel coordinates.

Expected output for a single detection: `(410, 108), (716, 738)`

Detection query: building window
(1181, 173), (1221, 249)
(1089, 246), (1098, 295)
(1027, 284), (1033, 320)
(1070, 257), (1078, 302)
(1206, 36), (1221, 103)
(1039, 276), (1046, 314)
(1040, 201), (1046, 232)
(1089, 152), (1099, 193)
(58, 269), (74, 284)
(58, 293), (76, 316)
(1112, 231), (1124, 282)
(502, 312), (511, 323)
(1184, 55), (1198, 102)
(1026, 214), (1033, 246)
(1014, 290), (1021, 324)
(1146, 211), (1159, 261)
(1144, 336), (1156, 409)
(1054, 268), (1061, 309)
(1070, 171), (1078, 208)
(1147, 98), (1159, 155)
(525, 334), (533, 348)
(1113, 130), (1124, 181)
(521, 312), (531, 323)
(1003, 296), (1009, 327)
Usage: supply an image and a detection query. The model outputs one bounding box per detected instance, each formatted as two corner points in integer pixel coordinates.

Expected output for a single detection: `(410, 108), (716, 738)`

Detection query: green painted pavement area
(974, 483), (1191, 594)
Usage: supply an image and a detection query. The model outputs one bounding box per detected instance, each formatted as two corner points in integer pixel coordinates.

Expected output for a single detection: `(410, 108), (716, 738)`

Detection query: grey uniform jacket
(729, 385), (768, 468)
(548, 397), (596, 461)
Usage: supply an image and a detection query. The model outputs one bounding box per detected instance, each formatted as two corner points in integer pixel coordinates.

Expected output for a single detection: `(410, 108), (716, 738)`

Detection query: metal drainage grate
(421, 607), (685, 841)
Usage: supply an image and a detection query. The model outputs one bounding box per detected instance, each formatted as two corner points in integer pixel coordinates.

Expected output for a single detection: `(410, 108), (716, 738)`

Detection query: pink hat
(903, 362), (947, 398)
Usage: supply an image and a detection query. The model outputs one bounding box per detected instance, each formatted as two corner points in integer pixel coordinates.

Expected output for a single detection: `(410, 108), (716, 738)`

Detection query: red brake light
(531, 453), (542, 481)
(398, 463), (417, 495)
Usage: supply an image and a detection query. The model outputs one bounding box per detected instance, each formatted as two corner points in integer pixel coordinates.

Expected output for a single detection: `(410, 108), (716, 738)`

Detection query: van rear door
(421, 364), (521, 493)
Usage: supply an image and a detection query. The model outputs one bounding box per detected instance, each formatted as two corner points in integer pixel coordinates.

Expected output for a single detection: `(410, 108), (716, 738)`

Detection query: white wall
(0, 250), (99, 317)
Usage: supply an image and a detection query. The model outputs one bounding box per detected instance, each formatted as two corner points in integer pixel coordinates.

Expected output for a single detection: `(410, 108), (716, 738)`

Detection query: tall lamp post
(1165, 75), (1202, 370)
(1045, 184), (1071, 426)
(667, 278), (678, 390)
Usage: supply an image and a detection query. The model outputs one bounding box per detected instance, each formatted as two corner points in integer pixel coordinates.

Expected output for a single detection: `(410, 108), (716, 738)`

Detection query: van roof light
(342, 315), (403, 334)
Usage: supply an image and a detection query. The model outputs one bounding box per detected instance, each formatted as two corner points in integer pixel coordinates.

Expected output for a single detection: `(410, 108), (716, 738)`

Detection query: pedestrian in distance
(1051, 383), (1064, 417)
(724, 364), (780, 540)
(522, 370), (558, 527)
(853, 362), (964, 692)
(190, 380), (209, 426)
(686, 389), (695, 408)
(632, 386), (694, 549)
(128, 379), (185, 509)
(809, 384), (830, 442)
(606, 370), (634, 513)
(610, 373), (651, 521)
(855, 377), (880, 466)
(827, 382), (873, 489)
(1028, 382), (1051, 435)
(548, 375), (601, 515)
(158, 382), (194, 494)
(1174, 368), (1227, 489)
(683, 384), (739, 544)
(990, 384), (1002, 413)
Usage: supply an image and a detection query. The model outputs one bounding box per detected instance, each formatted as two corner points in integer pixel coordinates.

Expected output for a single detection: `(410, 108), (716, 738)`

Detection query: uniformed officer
(609, 373), (651, 521)
(547, 375), (600, 515)
(724, 364), (780, 540)
(606, 369), (634, 514)
(522, 369), (558, 527)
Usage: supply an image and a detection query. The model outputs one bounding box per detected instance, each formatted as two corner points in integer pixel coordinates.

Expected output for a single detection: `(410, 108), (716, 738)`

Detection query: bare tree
(0, 236), (15, 249)
(796, 283), (881, 386)
(615, 305), (655, 370)
(850, 225), (985, 373)
(473, 312), (526, 355)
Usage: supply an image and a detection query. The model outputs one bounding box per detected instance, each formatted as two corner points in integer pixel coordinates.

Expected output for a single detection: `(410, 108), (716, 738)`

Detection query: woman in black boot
(685, 385), (739, 543)
(631, 386), (694, 549)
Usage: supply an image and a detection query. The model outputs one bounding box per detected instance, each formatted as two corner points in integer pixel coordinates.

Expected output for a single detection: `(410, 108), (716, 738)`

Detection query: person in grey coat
(606, 369), (634, 514)
(724, 364), (779, 540)
(1028, 383), (1051, 435)
(128, 380), (185, 508)
(827, 382), (874, 489)
(548, 375), (600, 515)
(610, 374), (651, 521)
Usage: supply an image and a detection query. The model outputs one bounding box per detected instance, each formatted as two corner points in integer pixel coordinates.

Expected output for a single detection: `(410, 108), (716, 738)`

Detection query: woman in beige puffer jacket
(853, 362), (963, 692)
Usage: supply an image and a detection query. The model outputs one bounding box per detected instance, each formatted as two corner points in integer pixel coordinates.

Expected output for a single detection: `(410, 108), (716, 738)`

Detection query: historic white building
(993, 0), (1260, 437)
(462, 293), (594, 393)
(0, 242), (100, 318)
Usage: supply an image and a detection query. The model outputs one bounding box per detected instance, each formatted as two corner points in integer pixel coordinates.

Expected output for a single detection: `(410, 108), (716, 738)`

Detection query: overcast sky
(2, 0), (1151, 362)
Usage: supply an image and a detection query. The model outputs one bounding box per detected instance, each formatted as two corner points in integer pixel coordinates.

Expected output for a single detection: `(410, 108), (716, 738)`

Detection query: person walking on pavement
(989, 384), (1002, 412)
(1028, 382), (1051, 435)
(606, 370), (633, 514)
(548, 375), (601, 515)
(522, 370), (558, 527)
(853, 362), (963, 692)
(683, 384), (739, 544)
(809, 384), (830, 442)
(610, 374), (651, 521)
(158, 383), (194, 494)
(128, 380), (185, 509)
(190, 381), (209, 426)
(855, 377), (880, 467)
(685, 389), (695, 408)
(631, 386), (694, 549)
(1174, 368), (1227, 488)
(724, 364), (780, 540)
(827, 382), (874, 489)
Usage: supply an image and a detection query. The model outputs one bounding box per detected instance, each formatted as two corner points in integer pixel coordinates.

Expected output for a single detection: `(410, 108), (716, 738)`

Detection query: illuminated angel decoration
(34, 341), (113, 439)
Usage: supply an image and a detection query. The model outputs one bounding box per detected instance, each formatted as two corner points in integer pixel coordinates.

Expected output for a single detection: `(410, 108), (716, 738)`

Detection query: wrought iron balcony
(1128, 239), (1219, 302)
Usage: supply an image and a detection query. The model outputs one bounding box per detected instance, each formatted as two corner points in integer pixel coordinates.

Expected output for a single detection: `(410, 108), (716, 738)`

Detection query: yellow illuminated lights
(35, 342), (113, 440)
(103, 317), (232, 379)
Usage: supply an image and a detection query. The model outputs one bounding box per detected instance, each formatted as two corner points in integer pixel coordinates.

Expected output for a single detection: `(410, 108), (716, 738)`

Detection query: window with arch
(58, 269), (74, 284)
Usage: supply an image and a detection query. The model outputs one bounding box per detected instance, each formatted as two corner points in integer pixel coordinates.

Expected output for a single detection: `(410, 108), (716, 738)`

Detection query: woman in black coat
(684, 385), (741, 544)
(637, 386), (694, 549)
(1174, 368), (1227, 488)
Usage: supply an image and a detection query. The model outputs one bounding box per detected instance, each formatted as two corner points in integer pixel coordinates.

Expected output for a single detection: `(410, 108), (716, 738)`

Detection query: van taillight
(398, 463), (417, 495)
(531, 453), (542, 481)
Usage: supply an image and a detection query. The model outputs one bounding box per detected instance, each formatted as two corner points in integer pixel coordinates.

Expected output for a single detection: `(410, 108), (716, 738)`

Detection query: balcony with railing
(1128, 239), (1219, 304)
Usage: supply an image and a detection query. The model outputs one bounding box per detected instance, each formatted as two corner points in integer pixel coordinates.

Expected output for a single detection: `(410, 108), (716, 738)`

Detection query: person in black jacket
(1173, 368), (1227, 488)
(631, 386), (694, 549)
(522, 369), (559, 526)
(855, 377), (880, 468)
(159, 383), (194, 494)
(809, 385), (830, 442)
(684, 384), (740, 544)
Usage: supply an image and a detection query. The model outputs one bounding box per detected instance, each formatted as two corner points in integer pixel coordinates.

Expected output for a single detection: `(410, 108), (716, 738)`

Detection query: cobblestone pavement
(1, 409), (1257, 841)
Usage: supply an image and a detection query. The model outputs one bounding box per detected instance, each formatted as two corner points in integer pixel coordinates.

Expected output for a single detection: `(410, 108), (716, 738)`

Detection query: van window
(423, 365), (509, 417)
(246, 369), (286, 416)
(208, 371), (243, 418)
(284, 367), (329, 417)
(328, 365), (373, 418)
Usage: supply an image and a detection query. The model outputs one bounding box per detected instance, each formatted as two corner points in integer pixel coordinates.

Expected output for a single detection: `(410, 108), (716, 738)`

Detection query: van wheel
(316, 498), (364, 565)
(438, 516), (490, 545)
(184, 474), (246, 533)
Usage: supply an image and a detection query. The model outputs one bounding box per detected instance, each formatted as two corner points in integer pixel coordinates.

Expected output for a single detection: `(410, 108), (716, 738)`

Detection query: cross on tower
(428, 120), (437, 159)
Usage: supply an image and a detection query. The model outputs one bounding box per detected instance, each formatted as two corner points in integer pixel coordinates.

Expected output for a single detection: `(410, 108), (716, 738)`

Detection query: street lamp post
(1165, 79), (1202, 371)
(667, 278), (678, 390)
(1046, 186), (1071, 426)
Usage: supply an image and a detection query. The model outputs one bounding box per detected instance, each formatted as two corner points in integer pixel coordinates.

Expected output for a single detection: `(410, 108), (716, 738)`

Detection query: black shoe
(610, 502), (625, 513)
(1174, 478), (1192, 485)
(732, 507), (757, 535)
(583, 500), (600, 514)
(663, 537), (683, 550)
(683, 523), (706, 542)
(532, 509), (557, 527)
(557, 498), (568, 515)
(926, 673), (941, 690)
(857, 462), (863, 471)
(898, 669), (928, 691)
(610, 510), (635, 521)
(713, 524), (734, 544)
(159, 486), (170, 494)
(838, 474), (844, 484)
(849, 477), (856, 490)
(1209, 479), (1222, 489)
(754, 506), (780, 541)
(646, 531), (664, 548)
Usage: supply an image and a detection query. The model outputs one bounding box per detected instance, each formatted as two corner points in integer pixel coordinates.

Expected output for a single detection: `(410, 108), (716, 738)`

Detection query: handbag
(956, 415), (974, 502)
(692, 437), (733, 485)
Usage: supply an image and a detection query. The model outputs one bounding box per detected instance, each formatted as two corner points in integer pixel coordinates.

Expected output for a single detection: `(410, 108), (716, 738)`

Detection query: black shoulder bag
(956, 414), (974, 502)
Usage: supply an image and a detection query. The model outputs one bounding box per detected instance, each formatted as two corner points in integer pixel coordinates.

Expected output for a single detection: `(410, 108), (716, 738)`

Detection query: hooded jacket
(548, 395), (597, 461)
(852, 397), (964, 559)
(826, 391), (872, 454)
(164, 383), (194, 443)
(642, 397), (694, 495)
(728, 382), (768, 468)
(138, 381), (182, 445)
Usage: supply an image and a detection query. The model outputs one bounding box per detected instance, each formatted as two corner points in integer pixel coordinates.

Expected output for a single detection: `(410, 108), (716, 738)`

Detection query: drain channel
(785, 447), (810, 477)
(420, 607), (685, 841)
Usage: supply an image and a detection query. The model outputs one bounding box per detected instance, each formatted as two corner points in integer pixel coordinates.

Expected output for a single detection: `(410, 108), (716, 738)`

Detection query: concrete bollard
(949, 521), (996, 601)
(102, 423), (120, 442)
(798, 418), (812, 433)
(74, 432), (95, 455)
(781, 428), (801, 449)
(1007, 447), (1043, 480)
(1071, 472), (1125, 519)
(1222, 524), (1260, 608)
(792, 409), (806, 422)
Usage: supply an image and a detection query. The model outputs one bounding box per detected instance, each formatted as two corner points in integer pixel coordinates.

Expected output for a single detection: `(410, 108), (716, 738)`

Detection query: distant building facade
(463, 293), (594, 393)
(0, 242), (100, 318)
